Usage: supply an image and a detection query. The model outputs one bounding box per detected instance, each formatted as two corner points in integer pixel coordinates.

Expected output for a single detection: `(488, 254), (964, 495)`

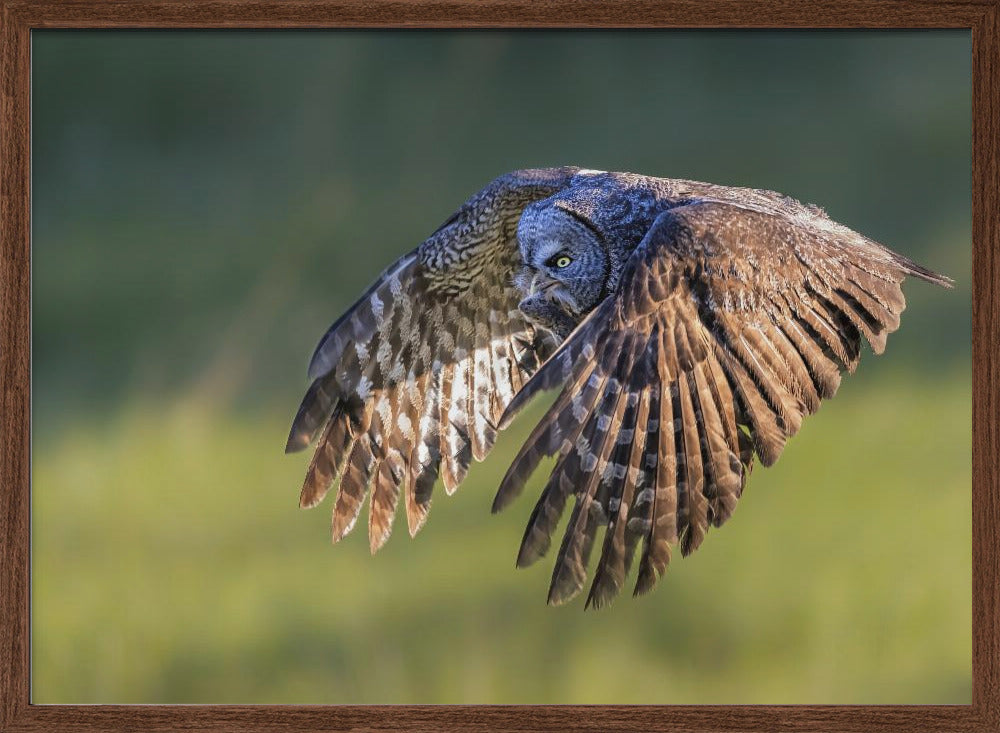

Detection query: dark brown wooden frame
(1, 1), (995, 731)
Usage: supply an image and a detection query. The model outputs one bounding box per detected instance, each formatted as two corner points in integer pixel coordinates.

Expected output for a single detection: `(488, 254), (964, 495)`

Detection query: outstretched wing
(287, 167), (577, 551)
(495, 198), (952, 607)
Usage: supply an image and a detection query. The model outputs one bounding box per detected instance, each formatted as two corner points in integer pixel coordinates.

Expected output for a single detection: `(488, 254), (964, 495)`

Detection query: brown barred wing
(286, 168), (575, 552)
(495, 199), (951, 607)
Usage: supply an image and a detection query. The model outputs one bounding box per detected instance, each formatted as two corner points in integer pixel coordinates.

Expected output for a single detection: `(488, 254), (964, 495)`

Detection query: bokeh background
(31, 30), (970, 704)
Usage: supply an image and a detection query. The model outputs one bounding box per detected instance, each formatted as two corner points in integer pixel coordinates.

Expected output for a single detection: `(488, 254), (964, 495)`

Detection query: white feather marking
(376, 339), (393, 368)
(387, 361), (406, 383)
(389, 273), (403, 299)
(375, 394), (392, 431)
(616, 428), (635, 444)
(370, 292), (384, 320)
(417, 442), (431, 465)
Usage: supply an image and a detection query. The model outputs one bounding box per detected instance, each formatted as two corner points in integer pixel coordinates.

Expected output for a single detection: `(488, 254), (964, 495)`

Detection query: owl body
(288, 167), (951, 607)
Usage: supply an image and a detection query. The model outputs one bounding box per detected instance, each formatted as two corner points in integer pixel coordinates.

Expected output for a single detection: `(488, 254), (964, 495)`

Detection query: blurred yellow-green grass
(33, 365), (970, 704)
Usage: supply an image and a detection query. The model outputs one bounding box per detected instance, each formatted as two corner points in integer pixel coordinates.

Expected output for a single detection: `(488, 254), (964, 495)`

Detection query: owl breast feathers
(286, 167), (952, 608)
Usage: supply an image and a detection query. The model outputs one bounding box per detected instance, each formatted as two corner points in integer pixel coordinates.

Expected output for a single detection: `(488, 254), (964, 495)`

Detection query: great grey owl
(286, 167), (951, 608)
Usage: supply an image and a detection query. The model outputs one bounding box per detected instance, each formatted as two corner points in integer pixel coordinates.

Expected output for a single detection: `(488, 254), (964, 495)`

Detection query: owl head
(515, 202), (610, 325)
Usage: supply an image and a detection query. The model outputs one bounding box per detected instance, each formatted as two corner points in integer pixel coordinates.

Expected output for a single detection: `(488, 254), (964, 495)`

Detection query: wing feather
(512, 355), (613, 567)
(335, 429), (375, 543)
(635, 380), (678, 597)
(547, 336), (637, 605)
(403, 370), (435, 536)
(587, 384), (650, 609)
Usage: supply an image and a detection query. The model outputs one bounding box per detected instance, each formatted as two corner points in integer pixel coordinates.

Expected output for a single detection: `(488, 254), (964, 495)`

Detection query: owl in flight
(286, 167), (951, 608)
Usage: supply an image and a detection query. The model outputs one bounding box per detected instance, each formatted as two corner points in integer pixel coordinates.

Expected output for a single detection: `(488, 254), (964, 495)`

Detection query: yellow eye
(555, 255), (572, 268)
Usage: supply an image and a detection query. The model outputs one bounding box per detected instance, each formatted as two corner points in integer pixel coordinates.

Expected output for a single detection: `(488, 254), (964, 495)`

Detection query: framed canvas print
(2, 1), (997, 732)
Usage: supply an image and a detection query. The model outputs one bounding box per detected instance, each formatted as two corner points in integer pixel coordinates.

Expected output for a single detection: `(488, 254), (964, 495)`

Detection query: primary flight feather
(286, 167), (952, 608)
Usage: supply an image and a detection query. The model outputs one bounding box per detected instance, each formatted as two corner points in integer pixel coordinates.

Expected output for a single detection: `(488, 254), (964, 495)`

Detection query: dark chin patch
(518, 293), (579, 340)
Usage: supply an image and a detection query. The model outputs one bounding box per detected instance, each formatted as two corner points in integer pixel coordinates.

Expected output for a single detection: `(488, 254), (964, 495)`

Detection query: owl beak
(527, 271), (556, 297)
(526, 272), (581, 315)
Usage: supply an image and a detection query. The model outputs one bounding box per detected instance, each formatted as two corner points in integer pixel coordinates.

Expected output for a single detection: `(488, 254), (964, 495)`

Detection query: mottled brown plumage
(288, 168), (952, 606)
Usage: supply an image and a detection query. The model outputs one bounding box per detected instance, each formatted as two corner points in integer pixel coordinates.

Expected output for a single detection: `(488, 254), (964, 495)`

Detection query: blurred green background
(31, 30), (970, 704)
